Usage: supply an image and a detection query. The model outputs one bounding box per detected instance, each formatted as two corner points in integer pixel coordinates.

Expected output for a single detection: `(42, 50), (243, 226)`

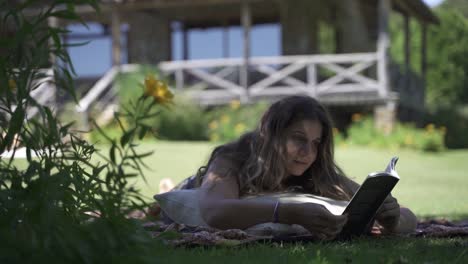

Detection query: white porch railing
(159, 52), (387, 105)
(73, 52), (392, 130)
(76, 64), (139, 130)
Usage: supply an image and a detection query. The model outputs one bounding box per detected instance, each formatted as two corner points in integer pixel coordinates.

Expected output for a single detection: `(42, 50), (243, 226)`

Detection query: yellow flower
(209, 120), (219, 130)
(144, 74), (174, 106)
(425, 123), (435, 133)
(8, 79), (16, 91)
(209, 133), (220, 142)
(351, 113), (362, 122)
(234, 123), (247, 134)
(229, 100), (241, 110)
(404, 135), (414, 146)
(221, 115), (230, 124)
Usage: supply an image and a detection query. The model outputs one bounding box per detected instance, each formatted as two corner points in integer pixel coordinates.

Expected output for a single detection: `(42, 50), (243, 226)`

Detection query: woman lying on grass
(190, 95), (417, 240)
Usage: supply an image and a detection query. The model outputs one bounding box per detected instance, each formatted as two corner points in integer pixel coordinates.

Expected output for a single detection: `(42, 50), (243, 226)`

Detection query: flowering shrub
(207, 100), (269, 142)
(143, 74), (174, 107)
(155, 96), (209, 141)
(0, 2), (171, 262)
(346, 114), (446, 152)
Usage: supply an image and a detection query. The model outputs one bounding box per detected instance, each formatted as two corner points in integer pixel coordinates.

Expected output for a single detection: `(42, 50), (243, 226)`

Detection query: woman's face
(284, 119), (322, 176)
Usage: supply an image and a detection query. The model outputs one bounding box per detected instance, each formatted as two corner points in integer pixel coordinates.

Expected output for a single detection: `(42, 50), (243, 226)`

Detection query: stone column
(374, 100), (397, 135)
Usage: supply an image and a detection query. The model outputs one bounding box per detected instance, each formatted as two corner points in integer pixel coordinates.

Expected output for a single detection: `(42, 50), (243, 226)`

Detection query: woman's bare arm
(198, 171), (280, 230)
(198, 171), (347, 239)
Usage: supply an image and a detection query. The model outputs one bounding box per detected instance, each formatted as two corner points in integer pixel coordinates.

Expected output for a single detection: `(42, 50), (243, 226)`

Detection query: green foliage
(423, 106), (468, 149)
(346, 115), (446, 152)
(90, 96), (209, 142)
(426, 9), (468, 109)
(207, 101), (269, 142)
(332, 130), (345, 148)
(155, 97), (209, 141)
(390, 9), (468, 109)
(440, 0), (468, 18)
(115, 71), (209, 141)
(0, 1), (165, 262)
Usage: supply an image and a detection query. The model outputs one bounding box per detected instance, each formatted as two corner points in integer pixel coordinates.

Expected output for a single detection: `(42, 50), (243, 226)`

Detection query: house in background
(9, 0), (439, 131)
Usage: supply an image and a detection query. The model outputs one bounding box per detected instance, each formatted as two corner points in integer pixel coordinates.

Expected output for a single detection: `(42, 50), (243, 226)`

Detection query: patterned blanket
(141, 219), (468, 247)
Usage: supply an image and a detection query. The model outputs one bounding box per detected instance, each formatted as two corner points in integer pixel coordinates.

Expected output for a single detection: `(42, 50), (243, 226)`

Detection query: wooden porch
(15, 0), (437, 128)
(159, 52), (397, 106)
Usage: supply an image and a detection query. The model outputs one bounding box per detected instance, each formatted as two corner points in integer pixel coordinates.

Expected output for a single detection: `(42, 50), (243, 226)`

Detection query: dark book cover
(338, 157), (400, 239)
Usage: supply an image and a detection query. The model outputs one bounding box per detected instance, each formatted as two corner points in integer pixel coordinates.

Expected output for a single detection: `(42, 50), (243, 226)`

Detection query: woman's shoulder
(208, 131), (257, 173)
(214, 131), (256, 157)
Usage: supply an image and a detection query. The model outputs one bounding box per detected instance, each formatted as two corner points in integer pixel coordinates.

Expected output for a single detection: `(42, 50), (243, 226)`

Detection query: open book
(338, 156), (400, 238)
(290, 157), (400, 238)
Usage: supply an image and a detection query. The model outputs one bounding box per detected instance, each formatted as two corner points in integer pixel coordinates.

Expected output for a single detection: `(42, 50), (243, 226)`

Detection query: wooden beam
(188, 66), (236, 90)
(159, 53), (378, 71)
(48, 16), (59, 66)
(250, 61), (306, 93)
(64, 32), (110, 40)
(307, 64), (317, 97)
(404, 14), (411, 74)
(182, 23), (189, 60)
(377, 0), (390, 97)
(186, 68), (244, 94)
(421, 22), (427, 84)
(255, 65), (306, 86)
(317, 61), (379, 92)
(111, 7), (121, 66)
(241, 1), (251, 91)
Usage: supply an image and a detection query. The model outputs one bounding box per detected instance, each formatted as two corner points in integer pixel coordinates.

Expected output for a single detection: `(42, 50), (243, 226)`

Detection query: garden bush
(207, 100), (269, 142)
(155, 97), (209, 141)
(90, 96), (209, 142)
(422, 106), (468, 149)
(346, 114), (446, 152)
(0, 2), (169, 262)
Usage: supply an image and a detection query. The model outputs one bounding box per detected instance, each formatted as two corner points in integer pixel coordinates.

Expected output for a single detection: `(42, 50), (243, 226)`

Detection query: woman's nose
(298, 143), (313, 157)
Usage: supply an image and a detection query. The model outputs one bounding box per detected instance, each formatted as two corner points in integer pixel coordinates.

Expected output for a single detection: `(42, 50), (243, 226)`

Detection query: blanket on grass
(140, 219), (468, 247)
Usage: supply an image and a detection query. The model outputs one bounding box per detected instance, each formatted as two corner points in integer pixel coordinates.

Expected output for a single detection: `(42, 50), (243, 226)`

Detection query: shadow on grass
(418, 213), (468, 222)
(152, 236), (468, 264)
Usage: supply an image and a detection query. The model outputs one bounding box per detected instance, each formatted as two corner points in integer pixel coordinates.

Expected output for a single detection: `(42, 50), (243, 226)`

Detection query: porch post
(404, 14), (411, 75)
(111, 6), (121, 67)
(377, 0), (390, 98)
(421, 22), (427, 85)
(420, 22), (427, 109)
(241, 0), (251, 100)
(182, 23), (189, 60)
(375, 0), (395, 134)
(47, 16), (58, 110)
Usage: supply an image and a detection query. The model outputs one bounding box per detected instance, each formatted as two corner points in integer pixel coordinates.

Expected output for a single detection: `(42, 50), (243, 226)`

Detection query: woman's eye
(292, 136), (307, 144)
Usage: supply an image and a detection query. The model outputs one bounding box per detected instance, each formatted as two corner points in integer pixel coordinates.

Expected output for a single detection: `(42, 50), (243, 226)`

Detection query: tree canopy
(390, 7), (468, 109)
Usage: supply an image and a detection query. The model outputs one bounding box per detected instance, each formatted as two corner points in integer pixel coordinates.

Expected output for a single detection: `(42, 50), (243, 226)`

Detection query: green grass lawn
(127, 141), (468, 220)
(149, 237), (467, 264)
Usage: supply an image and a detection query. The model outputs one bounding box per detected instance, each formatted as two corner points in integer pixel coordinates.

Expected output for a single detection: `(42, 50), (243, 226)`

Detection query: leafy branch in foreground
(0, 1), (172, 262)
